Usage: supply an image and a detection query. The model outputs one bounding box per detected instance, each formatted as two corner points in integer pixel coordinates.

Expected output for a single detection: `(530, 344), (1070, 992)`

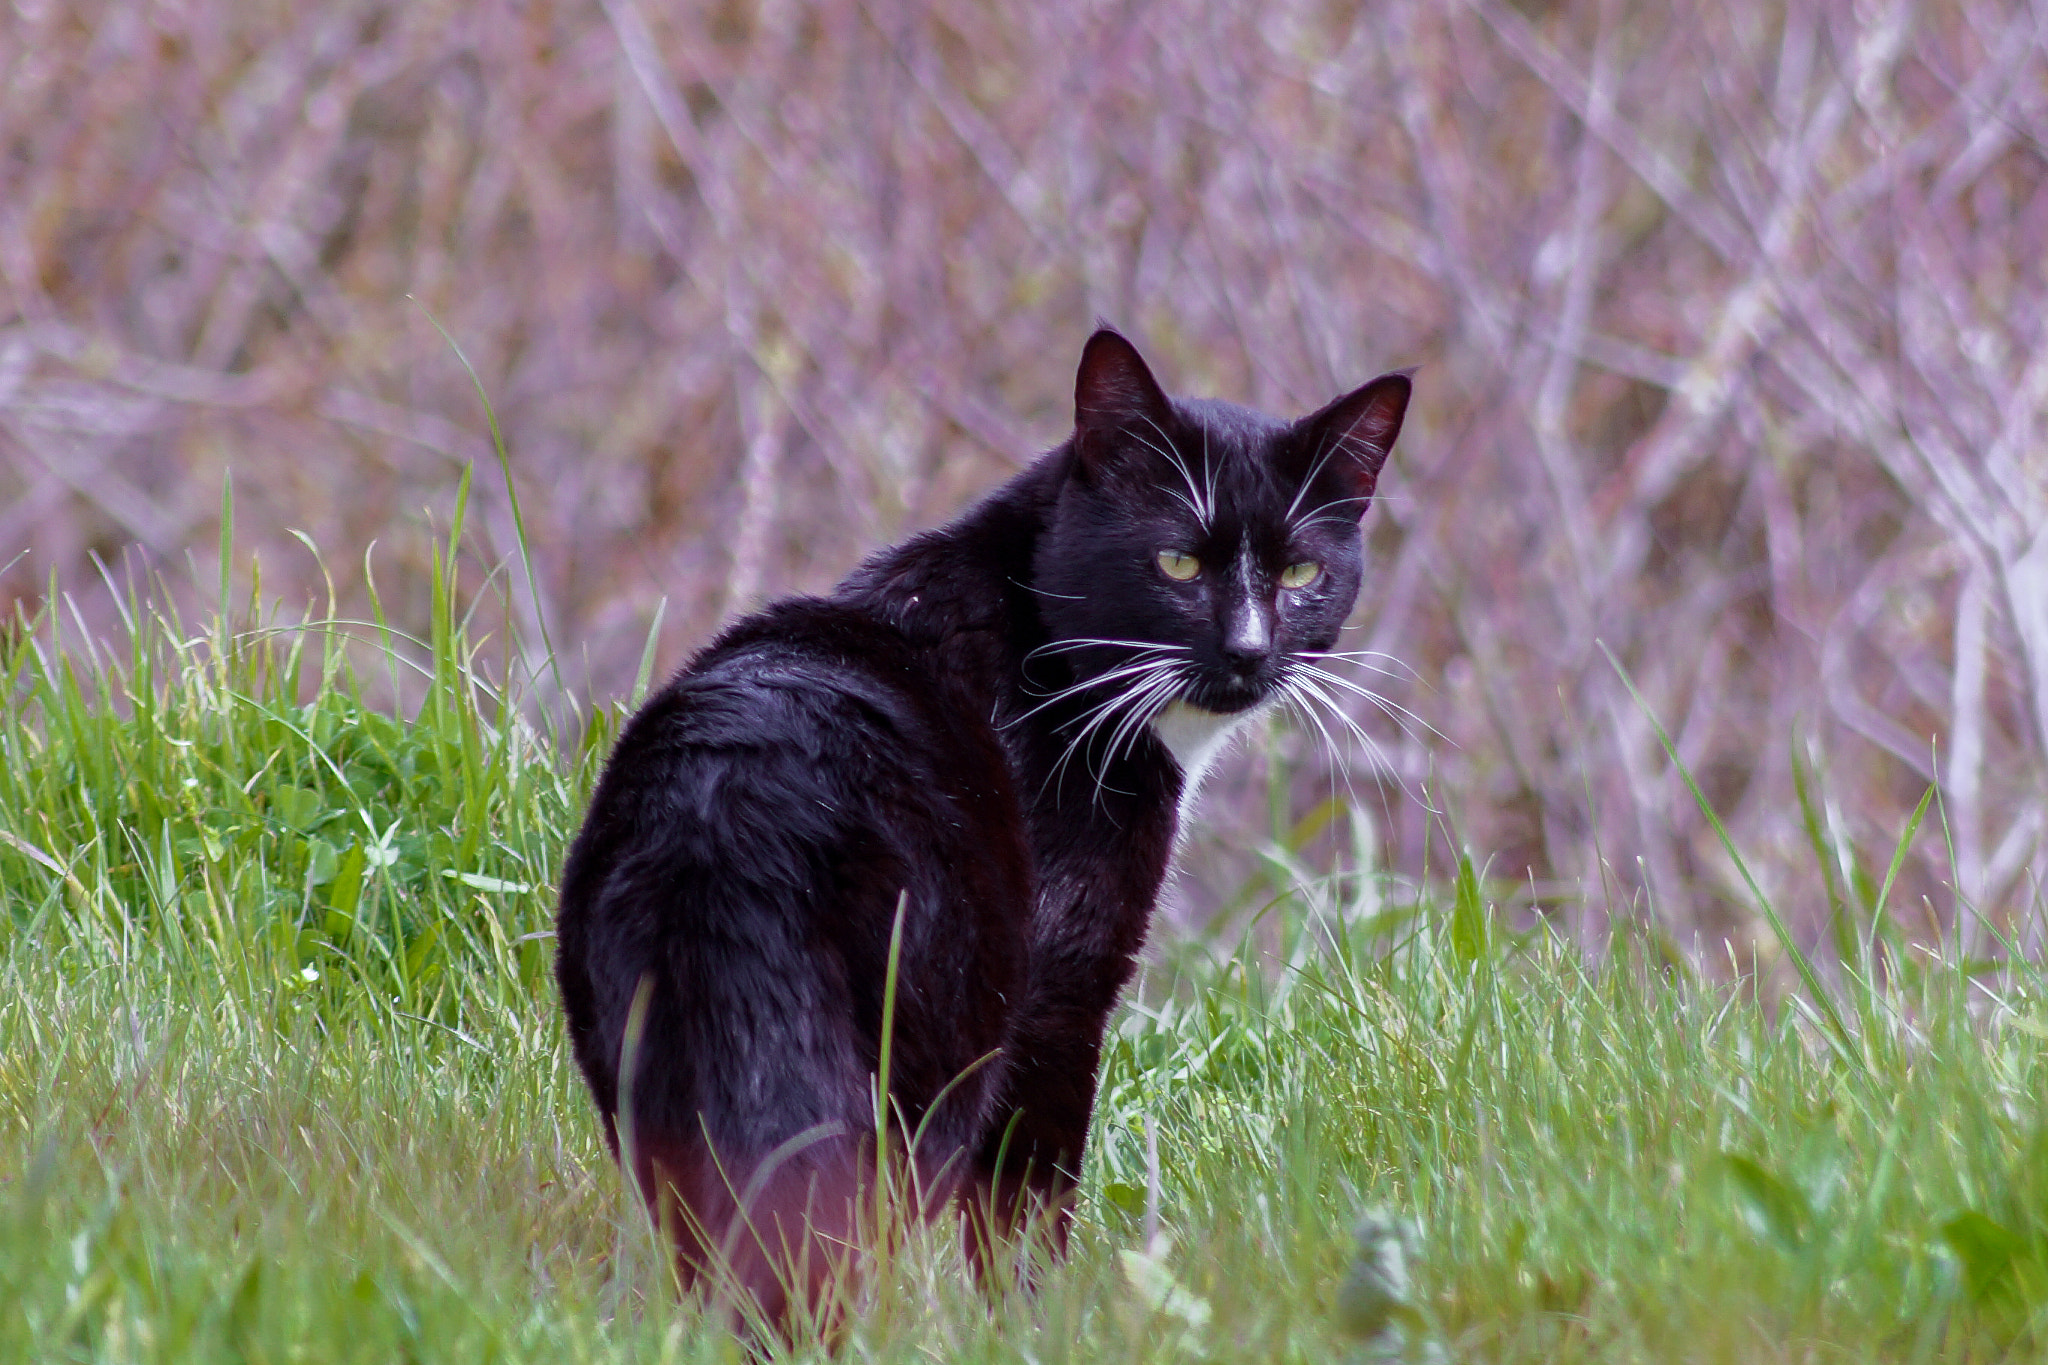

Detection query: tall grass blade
(1871, 784), (1935, 959)
(876, 888), (909, 1218)
(631, 597), (667, 709)
(1601, 641), (1855, 1059)
(1790, 737), (1856, 966)
(413, 302), (563, 698)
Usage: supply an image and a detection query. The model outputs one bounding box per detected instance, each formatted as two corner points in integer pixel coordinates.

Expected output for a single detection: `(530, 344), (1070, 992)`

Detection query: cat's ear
(1073, 329), (1173, 474)
(1295, 371), (1412, 510)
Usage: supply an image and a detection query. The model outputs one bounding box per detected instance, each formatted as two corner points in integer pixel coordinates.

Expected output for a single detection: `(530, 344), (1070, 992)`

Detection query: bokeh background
(4, 0), (2044, 952)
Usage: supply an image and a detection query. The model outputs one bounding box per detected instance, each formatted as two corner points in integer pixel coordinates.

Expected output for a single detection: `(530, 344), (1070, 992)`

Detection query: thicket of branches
(4, 0), (2042, 949)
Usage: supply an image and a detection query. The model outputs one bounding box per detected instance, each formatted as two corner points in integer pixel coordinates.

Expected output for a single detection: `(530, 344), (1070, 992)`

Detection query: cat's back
(564, 594), (1024, 900)
(554, 594), (1032, 1128)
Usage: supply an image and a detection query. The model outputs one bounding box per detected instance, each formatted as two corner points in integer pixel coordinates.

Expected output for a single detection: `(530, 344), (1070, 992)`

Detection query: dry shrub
(2, 0), (2042, 949)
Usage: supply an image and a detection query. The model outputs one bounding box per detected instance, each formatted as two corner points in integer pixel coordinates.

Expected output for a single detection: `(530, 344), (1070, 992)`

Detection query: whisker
(1056, 671), (1171, 810)
(1286, 661), (1444, 742)
(1282, 673), (1381, 755)
(1085, 665), (1180, 751)
(1011, 639), (1191, 722)
(1102, 668), (1186, 774)
(1075, 669), (1186, 808)
(1281, 674), (1420, 807)
(1040, 659), (1184, 802)
(1009, 654), (1188, 725)
(1288, 493), (1376, 535)
(1279, 693), (1369, 814)
(1288, 510), (1370, 534)
(1018, 648), (1186, 692)
(1285, 425), (1352, 523)
(1199, 420), (1219, 522)
(1024, 637), (1192, 662)
(1133, 415), (1215, 527)
(1287, 686), (1419, 821)
(1282, 666), (1434, 812)
(1296, 649), (1424, 684)
(1015, 580), (1086, 601)
(1121, 425), (1192, 498)
(1042, 688), (1128, 798)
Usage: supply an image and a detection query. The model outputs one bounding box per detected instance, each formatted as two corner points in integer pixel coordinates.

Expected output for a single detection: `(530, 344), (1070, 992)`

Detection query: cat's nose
(1222, 604), (1272, 670)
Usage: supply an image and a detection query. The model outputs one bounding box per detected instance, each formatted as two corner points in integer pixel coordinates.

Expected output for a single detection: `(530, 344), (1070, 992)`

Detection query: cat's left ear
(1294, 371), (1412, 511)
(1073, 329), (1174, 477)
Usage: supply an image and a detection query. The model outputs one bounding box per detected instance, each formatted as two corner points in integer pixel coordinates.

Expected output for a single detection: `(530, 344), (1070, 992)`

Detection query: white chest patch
(1151, 700), (1258, 813)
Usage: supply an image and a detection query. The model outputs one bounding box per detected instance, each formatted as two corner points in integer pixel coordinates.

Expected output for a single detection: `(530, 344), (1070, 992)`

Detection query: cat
(553, 328), (1410, 1336)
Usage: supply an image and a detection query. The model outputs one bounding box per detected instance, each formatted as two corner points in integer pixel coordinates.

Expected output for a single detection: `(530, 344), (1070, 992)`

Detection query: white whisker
(1018, 649), (1182, 692)
(1009, 654), (1184, 725)
(1297, 649), (1424, 685)
(1279, 693), (1368, 813)
(1286, 660), (1443, 742)
(1011, 638), (1191, 729)
(1024, 637), (1192, 662)
(1282, 673), (1380, 754)
(1133, 414), (1215, 528)
(1289, 514), (1362, 532)
(1288, 494), (1376, 536)
(1070, 671), (1186, 807)
(1291, 681), (1421, 815)
(1200, 420), (1219, 522)
(1282, 673), (1419, 807)
(1102, 669), (1185, 773)
(1040, 659), (1186, 803)
(1285, 426), (1352, 523)
(1016, 580), (1086, 601)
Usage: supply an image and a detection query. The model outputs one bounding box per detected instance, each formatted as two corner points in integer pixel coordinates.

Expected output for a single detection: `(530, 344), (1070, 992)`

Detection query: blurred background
(3, 0), (2043, 953)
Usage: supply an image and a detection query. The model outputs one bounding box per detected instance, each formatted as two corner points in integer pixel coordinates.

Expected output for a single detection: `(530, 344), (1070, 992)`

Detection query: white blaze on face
(1152, 536), (1273, 827)
(1226, 534), (1271, 657)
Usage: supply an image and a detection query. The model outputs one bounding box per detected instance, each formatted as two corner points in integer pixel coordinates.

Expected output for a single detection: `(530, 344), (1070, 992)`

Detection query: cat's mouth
(1179, 674), (1272, 715)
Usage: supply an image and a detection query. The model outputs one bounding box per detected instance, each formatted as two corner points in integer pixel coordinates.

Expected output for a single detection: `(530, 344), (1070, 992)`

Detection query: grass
(3, 515), (2047, 1362)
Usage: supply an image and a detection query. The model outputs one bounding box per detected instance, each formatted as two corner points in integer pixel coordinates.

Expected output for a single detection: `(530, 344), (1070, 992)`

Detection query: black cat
(554, 329), (1410, 1333)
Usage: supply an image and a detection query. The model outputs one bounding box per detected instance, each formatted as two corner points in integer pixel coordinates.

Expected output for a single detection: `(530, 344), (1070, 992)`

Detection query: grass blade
(1601, 641), (1855, 1059)
(412, 300), (564, 700)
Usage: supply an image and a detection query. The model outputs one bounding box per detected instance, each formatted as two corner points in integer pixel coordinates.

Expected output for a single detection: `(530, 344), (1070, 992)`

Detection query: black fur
(554, 329), (1410, 1331)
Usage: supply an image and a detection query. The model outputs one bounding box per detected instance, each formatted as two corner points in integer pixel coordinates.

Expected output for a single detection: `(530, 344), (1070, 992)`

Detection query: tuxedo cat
(555, 329), (1410, 1333)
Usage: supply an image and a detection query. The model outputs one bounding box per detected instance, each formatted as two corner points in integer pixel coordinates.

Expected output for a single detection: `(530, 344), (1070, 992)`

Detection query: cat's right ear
(1295, 371), (1412, 510)
(1074, 329), (1173, 477)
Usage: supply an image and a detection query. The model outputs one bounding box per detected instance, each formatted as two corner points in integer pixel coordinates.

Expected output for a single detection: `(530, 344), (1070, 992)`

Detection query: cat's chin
(1178, 681), (1270, 715)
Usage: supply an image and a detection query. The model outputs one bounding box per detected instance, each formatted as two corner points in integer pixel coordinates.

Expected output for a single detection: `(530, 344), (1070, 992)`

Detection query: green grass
(3, 519), (2047, 1362)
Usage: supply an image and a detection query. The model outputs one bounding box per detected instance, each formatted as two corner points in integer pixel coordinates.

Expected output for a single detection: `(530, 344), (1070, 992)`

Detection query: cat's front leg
(959, 1017), (1107, 1281)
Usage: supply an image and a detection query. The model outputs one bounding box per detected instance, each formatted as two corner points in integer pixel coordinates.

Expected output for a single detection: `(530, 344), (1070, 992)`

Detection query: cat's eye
(1280, 561), (1321, 589)
(1156, 550), (1201, 581)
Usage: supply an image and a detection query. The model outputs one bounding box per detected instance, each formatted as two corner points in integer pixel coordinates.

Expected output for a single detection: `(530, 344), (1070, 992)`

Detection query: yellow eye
(1280, 561), (1321, 589)
(1156, 550), (1201, 581)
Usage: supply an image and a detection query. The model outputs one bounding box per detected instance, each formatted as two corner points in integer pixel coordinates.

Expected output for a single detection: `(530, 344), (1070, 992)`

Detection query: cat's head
(1031, 328), (1409, 725)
